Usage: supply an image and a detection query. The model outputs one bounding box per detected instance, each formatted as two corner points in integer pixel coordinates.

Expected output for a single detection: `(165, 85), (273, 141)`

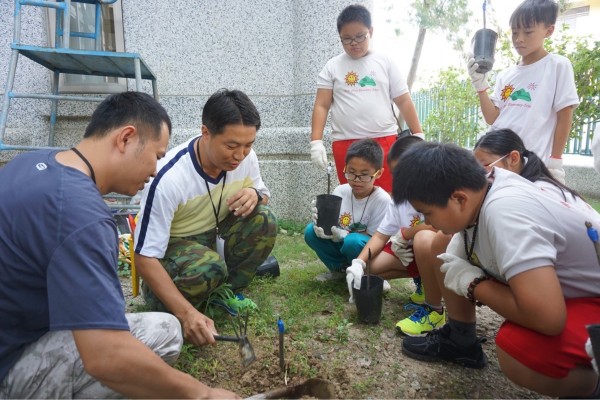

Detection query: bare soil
(121, 277), (547, 399)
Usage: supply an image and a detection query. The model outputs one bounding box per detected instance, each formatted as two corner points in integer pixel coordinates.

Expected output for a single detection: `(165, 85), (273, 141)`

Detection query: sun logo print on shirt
(339, 212), (352, 228)
(501, 83), (532, 102)
(345, 71), (359, 86)
(409, 215), (422, 227)
(500, 84), (515, 101)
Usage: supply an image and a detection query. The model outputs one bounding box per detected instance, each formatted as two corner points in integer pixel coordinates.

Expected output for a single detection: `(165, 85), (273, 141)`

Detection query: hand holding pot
(310, 199), (318, 225)
(390, 234), (413, 266)
(585, 336), (599, 374)
(331, 226), (348, 243)
(438, 253), (485, 297)
(467, 53), (489, 93)
(346, 259), (365, 303)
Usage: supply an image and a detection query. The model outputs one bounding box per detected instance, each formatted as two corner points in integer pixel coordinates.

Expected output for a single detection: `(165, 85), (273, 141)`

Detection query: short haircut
(475, 128), (581, 201)
(84, 91), (171, 142)
(337, 4), (372, 33)
(387, 135), (424, 165)
(510, 0), (558, 29)
(202, 89), (261, 135)
(345, 138), (383, 169)
(392, 142), (487, 207)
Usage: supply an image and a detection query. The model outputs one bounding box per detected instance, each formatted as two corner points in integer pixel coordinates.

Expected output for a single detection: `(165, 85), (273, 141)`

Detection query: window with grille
(47, 1), (126, 93)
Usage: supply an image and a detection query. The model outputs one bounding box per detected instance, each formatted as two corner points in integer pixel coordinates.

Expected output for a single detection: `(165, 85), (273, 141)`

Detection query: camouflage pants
(0, 312), (182, 399)
(143, 205), (277, 311)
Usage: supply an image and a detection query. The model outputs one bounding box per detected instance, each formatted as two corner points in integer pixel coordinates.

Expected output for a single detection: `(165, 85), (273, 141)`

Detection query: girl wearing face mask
(473, 128), (592, 213)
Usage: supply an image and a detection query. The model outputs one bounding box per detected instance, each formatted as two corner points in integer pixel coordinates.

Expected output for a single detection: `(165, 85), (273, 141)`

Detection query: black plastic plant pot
(471, 28), (498, 73)
(315, 194), (342, 235)
(353, 275), (384, 324)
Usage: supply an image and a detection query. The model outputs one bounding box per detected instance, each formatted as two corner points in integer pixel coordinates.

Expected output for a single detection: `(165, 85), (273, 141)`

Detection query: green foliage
(545, 33), (600, 133)
(408, 0), (472, 51)
(421, 67), (482, 146)
(277, 219), (306, 235)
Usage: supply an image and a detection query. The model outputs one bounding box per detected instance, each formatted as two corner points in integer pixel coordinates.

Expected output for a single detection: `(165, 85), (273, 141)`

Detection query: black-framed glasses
(340, 32), (369, 45)
(343, 167), (381, 182)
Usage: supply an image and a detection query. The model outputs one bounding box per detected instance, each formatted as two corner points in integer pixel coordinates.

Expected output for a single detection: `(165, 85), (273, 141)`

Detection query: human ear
(545, 24), (555, 37)
(201, 125), (210, 137)
(116, 125), (137, 152)
(450, 190), (469, 210)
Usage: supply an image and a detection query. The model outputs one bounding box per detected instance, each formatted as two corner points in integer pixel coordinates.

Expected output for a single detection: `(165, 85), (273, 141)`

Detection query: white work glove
(547, 157), (566, 185)
(467, 54), (490, 93)
(331, 226), (348, 243)
(346, 259), (365, 303)
(310, 140), (327, 169)
(310, 199), (318, 225)
(313, 225), (332, 240)
(390, 234), (414, 267)
(438, 252), (485, 297)
(311, 199), (333, 239)
(586, 337), (599, 374)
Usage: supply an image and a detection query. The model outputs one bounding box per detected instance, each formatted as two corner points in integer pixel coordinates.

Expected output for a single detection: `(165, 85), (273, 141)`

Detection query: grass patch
(586, 195), (600, 212)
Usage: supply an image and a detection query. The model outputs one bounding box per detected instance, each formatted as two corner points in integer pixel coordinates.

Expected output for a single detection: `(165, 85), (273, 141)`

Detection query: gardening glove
(390, 234), (414, 267)
(310, 140), (327, 169)
(331, 226), (348, 243)
(585, 337), (599, 374)
(467, 54), (490, 93)
(346, 258), (366, 303)
(547, 157), (566, 185)
(313, 224), (332, 240)
(438, 252), (485, 298)
(310, 199), (318, 225)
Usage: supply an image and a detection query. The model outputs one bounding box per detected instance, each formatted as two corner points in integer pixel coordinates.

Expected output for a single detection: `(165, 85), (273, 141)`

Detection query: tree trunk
(397, 26), (427, 128)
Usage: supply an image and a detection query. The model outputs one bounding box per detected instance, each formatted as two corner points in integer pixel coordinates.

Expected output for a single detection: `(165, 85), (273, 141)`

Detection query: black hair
(84, 91), (171, 142)
(474, 129), (582, 201)
(337, 4), (371, 33)
(202, 89), (261, 135)
(387, 135), (424, 165)
(345, 138), (383, 169)
(392, 142), (487, 207)
(510, 0), (558, 29)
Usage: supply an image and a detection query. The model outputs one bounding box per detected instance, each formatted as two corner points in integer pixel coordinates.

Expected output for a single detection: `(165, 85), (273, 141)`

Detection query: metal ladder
(0, 0), (159, 151)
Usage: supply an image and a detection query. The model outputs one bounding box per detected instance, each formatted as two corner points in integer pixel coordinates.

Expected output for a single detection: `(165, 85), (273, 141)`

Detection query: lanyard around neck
(197, 138), (226, 237)
(71, 147), (96, 184)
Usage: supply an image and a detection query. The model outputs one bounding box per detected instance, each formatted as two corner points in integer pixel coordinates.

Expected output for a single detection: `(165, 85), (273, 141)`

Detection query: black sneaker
(401, 324), (488, 369)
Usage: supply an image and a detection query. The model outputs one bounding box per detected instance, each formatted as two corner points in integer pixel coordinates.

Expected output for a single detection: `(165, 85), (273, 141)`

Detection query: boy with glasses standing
(305, 139), (390, 283)
(309, 4), (423, 192)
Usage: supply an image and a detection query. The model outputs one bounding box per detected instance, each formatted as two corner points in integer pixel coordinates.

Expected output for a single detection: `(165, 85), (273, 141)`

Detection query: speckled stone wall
(0, 0), (371, 222)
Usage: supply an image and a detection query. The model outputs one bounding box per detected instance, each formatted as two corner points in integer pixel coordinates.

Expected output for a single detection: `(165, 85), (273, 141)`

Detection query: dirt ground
(121, 278), (546, 399)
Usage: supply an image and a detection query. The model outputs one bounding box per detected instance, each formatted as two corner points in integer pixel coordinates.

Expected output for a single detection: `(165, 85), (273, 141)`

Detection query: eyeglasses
(340, 32), (369, 45)
(483, 154), (509, 171)
(343, 167), (381, 182)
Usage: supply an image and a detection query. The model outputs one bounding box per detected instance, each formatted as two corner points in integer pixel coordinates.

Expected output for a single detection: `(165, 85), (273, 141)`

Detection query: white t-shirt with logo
(449, 168), (600, 298)
(331, 184), (390, 236)
(317, 51), (409, 141)
(490, 53), (579, 162)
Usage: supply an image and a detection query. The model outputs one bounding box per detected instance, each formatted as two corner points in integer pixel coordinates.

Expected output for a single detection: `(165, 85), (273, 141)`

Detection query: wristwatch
(251, 187), (263, 203)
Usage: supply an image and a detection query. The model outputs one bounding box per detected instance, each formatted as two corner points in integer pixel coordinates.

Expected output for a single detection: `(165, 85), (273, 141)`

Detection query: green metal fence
(412, 89), (597, 155)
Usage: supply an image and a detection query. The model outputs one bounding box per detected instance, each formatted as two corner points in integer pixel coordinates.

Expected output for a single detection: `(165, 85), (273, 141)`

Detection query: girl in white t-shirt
(473, 128), (591, 213)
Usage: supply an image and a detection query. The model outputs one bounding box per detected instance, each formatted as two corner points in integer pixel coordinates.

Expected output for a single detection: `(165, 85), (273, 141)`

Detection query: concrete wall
(0, 0), (372, 223)
(2, 1), (598, 224)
